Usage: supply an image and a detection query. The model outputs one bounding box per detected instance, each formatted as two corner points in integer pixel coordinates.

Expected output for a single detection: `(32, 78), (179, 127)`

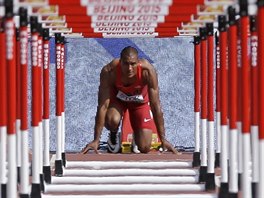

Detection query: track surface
(42, 151), (220, 198)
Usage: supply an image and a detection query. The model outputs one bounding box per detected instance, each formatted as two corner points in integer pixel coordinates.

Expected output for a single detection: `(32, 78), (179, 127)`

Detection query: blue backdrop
(28, 37), (195, 152)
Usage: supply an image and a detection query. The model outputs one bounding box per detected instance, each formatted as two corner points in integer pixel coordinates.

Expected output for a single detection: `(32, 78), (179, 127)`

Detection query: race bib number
(116, 90), (144, 103)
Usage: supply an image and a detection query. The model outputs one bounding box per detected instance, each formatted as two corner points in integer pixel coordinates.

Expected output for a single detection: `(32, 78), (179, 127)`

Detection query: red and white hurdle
(1, 0), (264, 197)
(0, 11), (8, 198)
(258, 1), (264, 198)
(19, 7), (30, 198)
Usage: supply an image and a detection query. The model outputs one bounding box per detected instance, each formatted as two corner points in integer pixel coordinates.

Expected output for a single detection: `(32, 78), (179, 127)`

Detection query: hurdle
(4, 1), (18, 198)
(240, 1), (252, 197)
(236, 16), (243, 190)
(16, 24), (21, 186)
(0, 12), (7, 198)
(60, 35), (66, 167)
(19, 7), (30, 198)
(250, 14), (259, 198)
(258, 1), (264, 197)
(198, 26), (208, 183)
(30, 15), (41, 198)
(214, 32), (221, 168)
(205, 22), (215, 191)
(1, 0), (264, 197)
(218, 14), (229, 198)
(37, 20), (45, 192)
(54, 32), (63, 177)
(43, 27), (51, 184)
(227, 5), (239, 197)
(192, 35), (201, 168)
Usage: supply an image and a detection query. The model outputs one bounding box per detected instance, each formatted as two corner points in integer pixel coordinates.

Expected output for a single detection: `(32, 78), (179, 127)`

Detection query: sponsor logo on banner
(178, 32), (198, 36)
(191, 14), (216, 22)
(94, 26), (154, 32)
(102, 31), (158, 38)
(42, 22), (67, 28)
(61, 47), (64, 70)
(87, 5), (169, 15)
(216, 46), (220, 69)
(251, 36), (258, 67)
(5, 20), (15, 60)
(177, 26), (198, 33)
(31, 35), (38, 67)
(18, 0), (48, 6)
(20, 30), (28, 65)
(50, 27), (72, 33)
(56, 46), (61, 70)
(43, 43), (49, 69)
(82, 0), (172, 5)
(91, 22), (158, 28)
(237, 39), (241, 68)
(91, 15), (165, 22)
(38, 15), (66, 23)
(38, 39), (43, 68)
(204, 0), (236, 5)
(181, 22), (204, 28)
(197, 5), (226, 15)
(62, 33), (84, 38)
(30, 5), (58, 16)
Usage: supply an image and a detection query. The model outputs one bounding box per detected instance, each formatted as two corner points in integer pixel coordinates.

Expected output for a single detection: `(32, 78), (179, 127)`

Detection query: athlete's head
(120, 46), (139, 78)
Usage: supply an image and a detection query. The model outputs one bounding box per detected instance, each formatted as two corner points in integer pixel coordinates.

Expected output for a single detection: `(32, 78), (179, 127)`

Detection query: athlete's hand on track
(81, 140), (100, 154)
(162, 139), (182, 155)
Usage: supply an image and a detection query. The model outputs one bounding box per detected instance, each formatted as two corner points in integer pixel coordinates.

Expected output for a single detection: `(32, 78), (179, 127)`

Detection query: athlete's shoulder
(101, 58), (120, 74)
(100, 59), (119, 85)
(139, 58), (153, 70)
(139, 59), (156, 76)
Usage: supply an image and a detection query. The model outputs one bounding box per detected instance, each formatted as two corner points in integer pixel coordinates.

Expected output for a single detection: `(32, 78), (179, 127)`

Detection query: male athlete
(81, 46), (179, 154)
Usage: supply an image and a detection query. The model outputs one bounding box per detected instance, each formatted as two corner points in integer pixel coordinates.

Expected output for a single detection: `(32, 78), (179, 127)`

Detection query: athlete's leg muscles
(129, 103), (154, 153)
(134, 129), (152, 153)
(105, 103), (125, 132)
(105, 102), (126, 153)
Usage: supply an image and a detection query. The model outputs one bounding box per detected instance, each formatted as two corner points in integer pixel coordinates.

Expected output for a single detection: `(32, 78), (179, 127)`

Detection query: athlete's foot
(107, 131), (121, 153)
(132, 134), (140, 154)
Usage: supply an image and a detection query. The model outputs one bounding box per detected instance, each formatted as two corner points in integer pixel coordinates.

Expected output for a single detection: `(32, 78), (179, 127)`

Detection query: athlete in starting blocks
(81, 46), (180, 154)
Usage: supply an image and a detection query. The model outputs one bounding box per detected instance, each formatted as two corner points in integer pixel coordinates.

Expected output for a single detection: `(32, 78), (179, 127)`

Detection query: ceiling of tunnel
(0, 0), (259, 38)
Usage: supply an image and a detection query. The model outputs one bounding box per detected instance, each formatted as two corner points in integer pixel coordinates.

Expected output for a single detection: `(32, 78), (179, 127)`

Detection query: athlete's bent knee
(138, 145), (151, 153)
(105, 114), (120, 131)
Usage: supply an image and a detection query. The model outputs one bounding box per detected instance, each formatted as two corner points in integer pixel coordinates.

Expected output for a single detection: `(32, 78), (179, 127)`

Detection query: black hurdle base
(1, 183), (6, 198)
(62, 152), (66, 167)
(205, 173), (216, 190)
(228, 192), (238, 198)
(252, 182), (257, 198)
(55, 160), (63, 177)
(199, 166), (207, 182)
(30, 183), (41, 198)
(20, 194), (30, 198)
(238, 173), (242, 190)
(40, 174), (44, 192)
(218, 182), (229, 198)
(43, 166), (51, 184)
(192, 152), (200, 167)
(17, 166), (21, 183)
(215, 152), (220, 168)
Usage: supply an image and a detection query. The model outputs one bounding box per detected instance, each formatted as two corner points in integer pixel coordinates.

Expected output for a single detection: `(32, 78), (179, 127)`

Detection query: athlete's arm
(81, 62), (113, 154)
(93, 65), (111, 142)
(143, 60), (180, 154)
(142, 61), (166, 142)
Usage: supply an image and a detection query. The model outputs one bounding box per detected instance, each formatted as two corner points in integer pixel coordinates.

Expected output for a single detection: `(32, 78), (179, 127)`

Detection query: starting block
(121, 110), (161, 153)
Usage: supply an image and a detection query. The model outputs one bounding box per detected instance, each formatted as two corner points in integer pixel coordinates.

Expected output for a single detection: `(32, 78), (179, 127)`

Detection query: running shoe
(107, 132), (121, 153)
